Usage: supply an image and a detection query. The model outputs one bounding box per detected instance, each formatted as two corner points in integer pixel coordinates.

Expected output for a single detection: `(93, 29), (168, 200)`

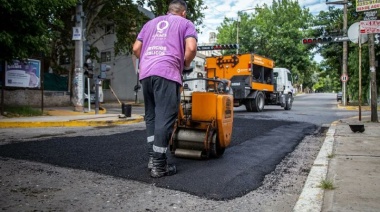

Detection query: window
(102, 79), (111, 89)
(101, 51), (111, 62)
(105, 24), (114, 35)
(287, 73), (292, 83)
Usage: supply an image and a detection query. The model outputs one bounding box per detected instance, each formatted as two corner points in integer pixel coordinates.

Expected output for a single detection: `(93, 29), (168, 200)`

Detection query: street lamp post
(236, 7), (260, 54)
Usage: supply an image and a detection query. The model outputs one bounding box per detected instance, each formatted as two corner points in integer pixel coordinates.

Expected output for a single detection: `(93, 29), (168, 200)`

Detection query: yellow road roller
(169, 78), (233, 159)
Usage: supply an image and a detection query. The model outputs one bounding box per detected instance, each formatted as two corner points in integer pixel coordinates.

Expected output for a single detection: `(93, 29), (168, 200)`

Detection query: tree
(1, 0), (206, 65)
(0, 0), (77, 62)
(135, 0), (206, 31)
(313, 6), (345, 93)
(314, 2), (380, 101)
(216, 0), (315, 89)
(49, 0), (206, 68)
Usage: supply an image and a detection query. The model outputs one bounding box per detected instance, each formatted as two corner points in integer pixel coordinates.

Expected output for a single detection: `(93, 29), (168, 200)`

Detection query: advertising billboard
(5, 59), (41, 88)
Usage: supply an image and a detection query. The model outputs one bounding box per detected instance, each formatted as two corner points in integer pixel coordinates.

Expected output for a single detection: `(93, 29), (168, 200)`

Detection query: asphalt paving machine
(169, 77), (233, 159)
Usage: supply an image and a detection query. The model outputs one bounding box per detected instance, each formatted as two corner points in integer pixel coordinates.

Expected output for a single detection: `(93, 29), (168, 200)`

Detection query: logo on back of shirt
(153, 20), (169, 39)
(157, 20), (169, 33)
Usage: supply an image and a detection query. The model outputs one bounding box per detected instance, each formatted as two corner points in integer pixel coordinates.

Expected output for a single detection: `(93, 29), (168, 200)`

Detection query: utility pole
(72, 0), (84, 112)
(236, 14), (239, 54)
(368, 34), (378, 122)
(342, 1), (348, 106)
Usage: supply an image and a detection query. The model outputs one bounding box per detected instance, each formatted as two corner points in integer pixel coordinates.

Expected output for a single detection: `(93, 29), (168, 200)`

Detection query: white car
(84, 91), (95, 103)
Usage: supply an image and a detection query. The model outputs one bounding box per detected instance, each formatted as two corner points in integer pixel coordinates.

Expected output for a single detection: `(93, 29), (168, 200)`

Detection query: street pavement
(0, 102), (379, 212)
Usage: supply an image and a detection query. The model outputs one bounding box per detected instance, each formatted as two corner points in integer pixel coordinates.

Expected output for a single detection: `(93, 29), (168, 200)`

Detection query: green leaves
(0, 0), (76, 61)
(216, 0), (314, 87)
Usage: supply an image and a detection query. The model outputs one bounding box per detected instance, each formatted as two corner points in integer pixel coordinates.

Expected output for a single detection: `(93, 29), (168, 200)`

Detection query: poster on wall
(5, 59), (41, 88)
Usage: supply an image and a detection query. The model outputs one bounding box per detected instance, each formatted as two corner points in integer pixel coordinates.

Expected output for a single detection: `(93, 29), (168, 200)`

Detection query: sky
(197, 0), (334, 44)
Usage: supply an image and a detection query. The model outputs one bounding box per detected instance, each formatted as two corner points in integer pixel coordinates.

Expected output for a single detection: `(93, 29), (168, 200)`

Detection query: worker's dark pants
(141, 76), (180, 163)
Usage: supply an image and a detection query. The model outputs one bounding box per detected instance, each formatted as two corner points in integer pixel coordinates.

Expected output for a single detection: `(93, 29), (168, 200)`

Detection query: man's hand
(183, 66), (193, 74)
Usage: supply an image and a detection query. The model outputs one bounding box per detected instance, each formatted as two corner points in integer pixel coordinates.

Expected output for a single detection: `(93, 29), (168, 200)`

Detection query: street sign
(363, 11), (378, 21)
(333, 36), (350, 42)
(341, 74), (349, 82)
(197, 46), (214, 51)
(356, 0), (380, 12)
(348, 22), (368, 43)
(360, 20), (380, 34)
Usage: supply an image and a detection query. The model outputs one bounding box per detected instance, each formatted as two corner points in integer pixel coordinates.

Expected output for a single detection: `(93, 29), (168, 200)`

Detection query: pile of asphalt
(0, 118), (316, 200)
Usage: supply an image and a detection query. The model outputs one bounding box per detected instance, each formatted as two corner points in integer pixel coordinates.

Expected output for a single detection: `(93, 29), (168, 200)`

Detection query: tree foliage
(135, 0), (206, 31)
(0, 0), (77, 61)
(216, 0), (314, 89)
(1, 0), (206, 69)
(313, 1), (380, 100)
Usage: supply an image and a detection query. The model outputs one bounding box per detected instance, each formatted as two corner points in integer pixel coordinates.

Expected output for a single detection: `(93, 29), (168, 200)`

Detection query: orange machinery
(205, 53), (293, 112)
(170, 78), (233, 159)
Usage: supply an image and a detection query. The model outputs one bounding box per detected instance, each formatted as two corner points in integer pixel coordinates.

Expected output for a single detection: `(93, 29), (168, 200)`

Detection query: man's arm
(133, 40), (143, 59)
(184, 37), (197, 67)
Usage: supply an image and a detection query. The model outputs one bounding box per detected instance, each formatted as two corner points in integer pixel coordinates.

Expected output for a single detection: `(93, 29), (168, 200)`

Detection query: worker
(132, 0), (197, 178)
(216, 76), (232, 95)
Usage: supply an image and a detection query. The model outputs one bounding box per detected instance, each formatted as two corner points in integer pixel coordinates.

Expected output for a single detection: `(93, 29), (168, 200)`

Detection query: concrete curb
(46, 107), (107, 116)
(0, 115), (144, 128)
(293, 121), (337, 212)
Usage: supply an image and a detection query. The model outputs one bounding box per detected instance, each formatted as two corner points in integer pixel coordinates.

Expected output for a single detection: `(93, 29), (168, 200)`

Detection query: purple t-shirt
(137, 14), (197, 84)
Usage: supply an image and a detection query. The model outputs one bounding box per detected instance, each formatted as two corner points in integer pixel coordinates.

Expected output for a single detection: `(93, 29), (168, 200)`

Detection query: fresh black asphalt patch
(0, 118), (316, 200)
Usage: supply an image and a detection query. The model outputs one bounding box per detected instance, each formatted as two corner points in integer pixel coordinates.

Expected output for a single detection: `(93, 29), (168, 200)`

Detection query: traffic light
(197, 44), (239, 51)
(213, 44), (239, 50)
(99, 63), (111, 79)
(84, 59), (93, 78)
(302, 37), (333, 44)
(84, 41), (91, 58)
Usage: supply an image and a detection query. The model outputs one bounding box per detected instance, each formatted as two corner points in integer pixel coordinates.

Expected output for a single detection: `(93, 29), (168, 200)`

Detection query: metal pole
(236, 8), (259, 55)
(87, 77), (91, 112)
(236, 16), (239, 54)
(342, 1), (348, 106)
(0, 61), (4, 116)
(95, 78), (99, 114)
(359, 33), (362, 121)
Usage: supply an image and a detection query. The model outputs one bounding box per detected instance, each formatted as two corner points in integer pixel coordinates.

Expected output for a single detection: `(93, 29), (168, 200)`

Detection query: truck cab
(273, 68), (294, 95)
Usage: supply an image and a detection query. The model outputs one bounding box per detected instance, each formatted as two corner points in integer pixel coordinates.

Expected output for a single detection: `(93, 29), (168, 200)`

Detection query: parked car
(84, 91), (95, 103)
(337, 91), (342, 102)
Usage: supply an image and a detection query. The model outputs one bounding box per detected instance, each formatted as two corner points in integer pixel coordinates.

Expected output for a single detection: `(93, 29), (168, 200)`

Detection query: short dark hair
(169, 0), (187, 12)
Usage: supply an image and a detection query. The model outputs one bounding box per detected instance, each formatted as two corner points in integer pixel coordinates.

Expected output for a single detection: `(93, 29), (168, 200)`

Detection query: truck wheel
(284, 94), (292, 110)
(245, 100), (253, 112)
(252, 92), (265, 112)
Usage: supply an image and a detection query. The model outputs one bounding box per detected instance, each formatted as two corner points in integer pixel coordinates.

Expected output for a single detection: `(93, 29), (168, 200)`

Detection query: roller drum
(175, 128), (206, 142)
(174, 149), (203, 159)
(173, 128), (207, 151)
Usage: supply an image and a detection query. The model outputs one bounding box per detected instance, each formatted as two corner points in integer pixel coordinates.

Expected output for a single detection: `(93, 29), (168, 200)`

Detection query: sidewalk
(0, 103), (144, 128)
(0, 104), (379, 211)
(294, 115), (380, 212)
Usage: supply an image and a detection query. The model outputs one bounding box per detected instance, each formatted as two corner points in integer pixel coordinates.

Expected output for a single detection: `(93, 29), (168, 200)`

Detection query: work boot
(147, 157), (153, 170)
(150, 153), (176, 178)
(151, 164), (177, 178)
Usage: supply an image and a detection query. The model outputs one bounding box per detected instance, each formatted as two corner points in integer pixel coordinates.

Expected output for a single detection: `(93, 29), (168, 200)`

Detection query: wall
(88, 27), (144, 103)
(1, 90), (70, 107)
